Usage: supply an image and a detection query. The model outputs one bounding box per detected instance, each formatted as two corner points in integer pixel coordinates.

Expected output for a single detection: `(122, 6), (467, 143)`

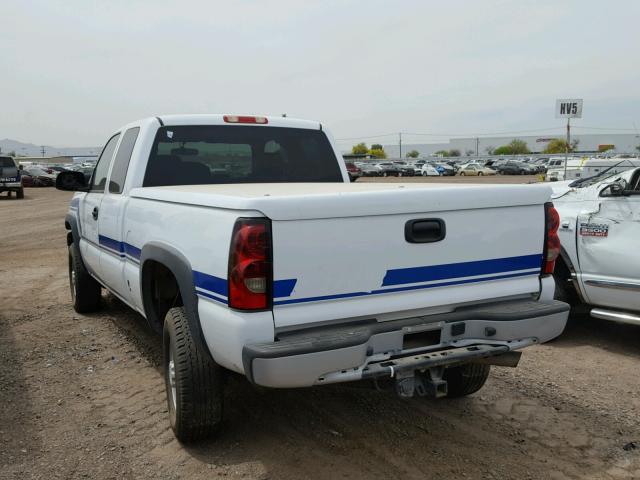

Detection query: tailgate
(271, 205), (545, 329)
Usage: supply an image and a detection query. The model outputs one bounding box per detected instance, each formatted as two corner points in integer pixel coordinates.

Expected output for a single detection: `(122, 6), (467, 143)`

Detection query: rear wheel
(444, 363), (490, 397)
(478, 171), (483, 176)
(382, 172), (388, 177)
(163, 306), (224, 442)
(68, 243), (101, 313)
(460, 172), (465, 176)
(16, 188), (24, 199)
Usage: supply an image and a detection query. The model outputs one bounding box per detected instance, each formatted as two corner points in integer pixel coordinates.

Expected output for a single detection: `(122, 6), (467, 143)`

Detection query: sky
(2, 0), (640, 149)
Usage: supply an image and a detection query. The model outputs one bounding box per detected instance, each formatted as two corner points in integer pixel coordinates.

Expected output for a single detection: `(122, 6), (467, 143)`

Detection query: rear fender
(139, 242), (212, 359)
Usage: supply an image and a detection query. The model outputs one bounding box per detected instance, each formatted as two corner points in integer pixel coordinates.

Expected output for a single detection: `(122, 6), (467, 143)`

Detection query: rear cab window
(0, 157), (17, 168)
(143, 125), (342, 187)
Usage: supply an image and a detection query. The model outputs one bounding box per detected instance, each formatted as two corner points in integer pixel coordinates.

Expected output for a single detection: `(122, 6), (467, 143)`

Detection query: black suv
(0, 156), (24, 199)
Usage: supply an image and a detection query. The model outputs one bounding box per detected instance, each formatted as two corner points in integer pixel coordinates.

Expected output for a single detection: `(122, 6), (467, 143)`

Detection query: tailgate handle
(405, 219), (445, 243)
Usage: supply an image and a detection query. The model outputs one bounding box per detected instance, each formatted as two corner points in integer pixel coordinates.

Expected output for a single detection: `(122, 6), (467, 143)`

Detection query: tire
(520, 170), (526, 175)
(398, 172), (403, 177)
(478, 171), (483, 176)
(163, 306), (224, 442)
(443, 363), (490, 397)
(460, 172), (465, 176)
(16, 188), (24, 199)
(382, 172), (388, 177)
(68, 243), (101, 313)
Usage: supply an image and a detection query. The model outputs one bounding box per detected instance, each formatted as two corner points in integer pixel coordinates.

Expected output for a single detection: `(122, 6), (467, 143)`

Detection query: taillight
(542, 202), (561, 274)
(223, 115), (268, 124)
(228, 218), (272, 310)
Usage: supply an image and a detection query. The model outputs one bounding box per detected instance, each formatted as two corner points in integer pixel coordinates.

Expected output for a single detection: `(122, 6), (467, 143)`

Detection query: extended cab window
(109, 127), (140, 193)
(91, 134), (121, 192)
(143, 125), (342, 186)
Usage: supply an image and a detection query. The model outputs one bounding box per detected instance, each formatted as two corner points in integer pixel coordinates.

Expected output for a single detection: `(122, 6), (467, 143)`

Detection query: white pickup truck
(551, 165), (640, 324)
(56, 114), (569, 441)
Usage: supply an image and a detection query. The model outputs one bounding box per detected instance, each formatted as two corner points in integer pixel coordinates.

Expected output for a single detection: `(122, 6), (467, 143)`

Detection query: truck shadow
(550, 309), (640, 358)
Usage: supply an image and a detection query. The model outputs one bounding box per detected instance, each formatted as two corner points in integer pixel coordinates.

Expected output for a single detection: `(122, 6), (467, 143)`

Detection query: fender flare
(139, 242), (212, 359)
(65, 213), (81, 246)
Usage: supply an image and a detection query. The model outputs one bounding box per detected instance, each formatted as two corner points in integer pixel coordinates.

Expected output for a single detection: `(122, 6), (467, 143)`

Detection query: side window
(109, 127), (140, 193)
(91, 134), (121, 192)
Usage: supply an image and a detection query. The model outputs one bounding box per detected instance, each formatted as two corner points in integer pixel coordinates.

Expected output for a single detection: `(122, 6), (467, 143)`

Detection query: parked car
(552, 166), (640, 326)
(393, 162), (416, 176)
(421, 164), (440, 176)
(359, 163), (380, 177)
(56, 113), (568, 441)
(24, 167), (56, 186)
(493, 161), (536, 175)
(345, 162), (361, 182)
(376, 162), (401, 177)
(434, 163), (455, 176)
(458, 164), (496, 176)
(0, 156), (25, 198)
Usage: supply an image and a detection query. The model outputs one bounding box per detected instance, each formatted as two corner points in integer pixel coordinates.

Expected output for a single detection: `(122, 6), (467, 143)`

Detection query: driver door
(577, 173), (640, 311)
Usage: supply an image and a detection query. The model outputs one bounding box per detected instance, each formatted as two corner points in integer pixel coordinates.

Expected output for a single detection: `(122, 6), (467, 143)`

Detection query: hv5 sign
(556, 99), (583, 118)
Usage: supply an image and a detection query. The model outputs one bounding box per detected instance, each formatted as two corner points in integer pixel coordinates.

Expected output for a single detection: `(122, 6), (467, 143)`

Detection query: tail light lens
(228, 218), (272, 310)
(542, 202), (561, 274)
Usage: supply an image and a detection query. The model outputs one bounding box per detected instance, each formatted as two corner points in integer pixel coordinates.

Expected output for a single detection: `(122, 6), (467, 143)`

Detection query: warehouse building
(383, 133), (640, 157)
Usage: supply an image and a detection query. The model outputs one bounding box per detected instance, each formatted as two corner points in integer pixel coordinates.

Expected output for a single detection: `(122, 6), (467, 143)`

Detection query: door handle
(405, 219), (446, 243)
(92, 207), (99, 220)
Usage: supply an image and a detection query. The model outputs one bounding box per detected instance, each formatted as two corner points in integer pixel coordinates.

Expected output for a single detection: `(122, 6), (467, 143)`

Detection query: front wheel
(382, 172), (388, 177)
(478, 171), (483, 176)
(164, 307), (224, 442)
(444, 363), (490, 397)
(68, 243), (101, 313)
(460, 172), (465, 176)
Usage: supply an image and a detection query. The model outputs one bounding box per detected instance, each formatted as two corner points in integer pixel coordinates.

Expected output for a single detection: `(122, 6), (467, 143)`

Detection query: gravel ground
(1, 185), (639, 480)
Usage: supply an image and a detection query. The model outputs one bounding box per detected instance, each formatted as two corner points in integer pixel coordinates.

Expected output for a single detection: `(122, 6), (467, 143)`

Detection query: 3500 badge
(579, 223), (609, 237)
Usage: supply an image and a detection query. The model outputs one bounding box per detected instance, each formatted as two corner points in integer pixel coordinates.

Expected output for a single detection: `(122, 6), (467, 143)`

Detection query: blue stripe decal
(196, 290), (228, 305)
(124, 243), (141, 260)
(273, 279), (297, 298)
(274, 271), (537, 306)
(193, 271), (228, 298)
(99, 235), (124, 254)
(381, 254), (542, 287)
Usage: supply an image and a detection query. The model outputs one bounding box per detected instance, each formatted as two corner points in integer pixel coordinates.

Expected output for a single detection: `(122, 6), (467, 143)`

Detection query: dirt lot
(1, 184), (639, 480)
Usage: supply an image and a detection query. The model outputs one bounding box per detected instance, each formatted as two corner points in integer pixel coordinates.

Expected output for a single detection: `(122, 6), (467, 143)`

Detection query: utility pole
(399, 132), (402, 159)
(476, 137), (479, 157)
(564, 118), (570, 180)
(41, 146), (45, 157)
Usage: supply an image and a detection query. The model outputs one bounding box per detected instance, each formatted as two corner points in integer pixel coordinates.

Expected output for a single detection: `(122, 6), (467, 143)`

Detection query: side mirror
(56, 170), (88, 191)
(601, 180), (628, 197)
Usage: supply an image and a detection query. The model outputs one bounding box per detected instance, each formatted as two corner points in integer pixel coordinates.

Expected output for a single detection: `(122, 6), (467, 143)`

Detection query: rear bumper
(243, 298), (569, 388)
